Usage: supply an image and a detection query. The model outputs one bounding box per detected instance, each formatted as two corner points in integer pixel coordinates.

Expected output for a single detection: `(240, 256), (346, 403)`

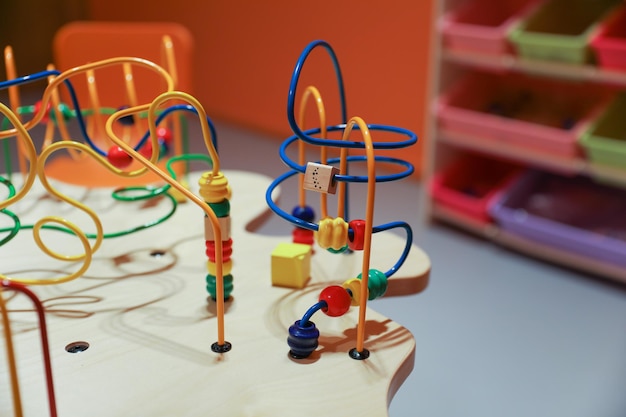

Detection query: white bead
(204, 215), (231, 241)
(303, 162), (339, 194)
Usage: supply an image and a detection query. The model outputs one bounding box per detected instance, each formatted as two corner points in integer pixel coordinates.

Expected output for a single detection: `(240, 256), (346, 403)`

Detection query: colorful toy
(267, 40), (419, 360)
(0, 37), (431, 417)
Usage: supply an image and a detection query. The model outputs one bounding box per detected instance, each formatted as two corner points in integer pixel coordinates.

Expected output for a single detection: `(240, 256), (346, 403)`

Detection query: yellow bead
(207, 259), (233, 275)
(342, 278), (366, 306)
(198, 171), (230, 203)
(316, 217), (348, 250)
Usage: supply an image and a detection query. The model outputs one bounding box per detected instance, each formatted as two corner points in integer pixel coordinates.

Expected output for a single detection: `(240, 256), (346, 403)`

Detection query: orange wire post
(298, 85), (329, 217)
(161, 35), (185, 163)
(340, 117), (376, 356)
(3, 46), (28, 178)
(104, 91), (229, 350)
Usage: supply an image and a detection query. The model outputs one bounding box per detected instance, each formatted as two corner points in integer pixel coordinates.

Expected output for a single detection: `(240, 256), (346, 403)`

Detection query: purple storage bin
(490, 170), (626, 267)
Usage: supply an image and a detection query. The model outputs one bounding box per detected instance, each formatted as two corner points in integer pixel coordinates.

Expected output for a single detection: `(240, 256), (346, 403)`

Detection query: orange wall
(87, 1), (433, 177)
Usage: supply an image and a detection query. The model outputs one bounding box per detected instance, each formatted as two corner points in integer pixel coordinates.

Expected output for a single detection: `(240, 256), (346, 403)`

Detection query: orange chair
(44, 21), (194, 187)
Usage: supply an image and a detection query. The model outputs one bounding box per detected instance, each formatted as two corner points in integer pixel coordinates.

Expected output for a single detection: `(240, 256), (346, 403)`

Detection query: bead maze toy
(267, 40), (422, 360)
(0, 38), (430, 417)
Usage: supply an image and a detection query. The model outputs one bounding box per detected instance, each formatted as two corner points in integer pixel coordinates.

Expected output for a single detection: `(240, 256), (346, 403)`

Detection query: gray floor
(2, 116), (626, 417)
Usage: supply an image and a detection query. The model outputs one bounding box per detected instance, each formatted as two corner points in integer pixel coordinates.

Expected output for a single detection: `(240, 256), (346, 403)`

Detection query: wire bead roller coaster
(265, 40), (418, 360)
(1, 38), (428, 417)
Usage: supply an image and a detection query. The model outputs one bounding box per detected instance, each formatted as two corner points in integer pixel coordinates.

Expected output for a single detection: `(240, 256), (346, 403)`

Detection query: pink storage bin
(440, 0), (542, 55)
(436, 72), (612, 157)
(590, 5), (626, 71)
(430, 152), (523, 223)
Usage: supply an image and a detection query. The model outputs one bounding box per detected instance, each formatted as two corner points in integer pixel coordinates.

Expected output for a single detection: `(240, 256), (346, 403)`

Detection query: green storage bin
(580, 93), (626, 170)
(508, 0), (621, 64)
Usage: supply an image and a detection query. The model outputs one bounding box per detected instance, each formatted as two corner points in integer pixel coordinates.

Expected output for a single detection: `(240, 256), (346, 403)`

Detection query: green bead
(208, 199), (230, 218)
(327, 245), (349, 254)
(206, 273), (234, 300)
(357, 269), (387, 300)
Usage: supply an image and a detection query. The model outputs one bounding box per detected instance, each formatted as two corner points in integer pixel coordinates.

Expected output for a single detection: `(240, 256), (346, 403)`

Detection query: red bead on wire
(292, 227), (315, 246)
(348, 219), (366, 251)
(139, 138), (154, 159)
(205, 238), (233, 263)
(157, 126), (172, 149)
(107, 145), (133, 168)
(34, 100), (51, 123)
(319, 285), (352, 317)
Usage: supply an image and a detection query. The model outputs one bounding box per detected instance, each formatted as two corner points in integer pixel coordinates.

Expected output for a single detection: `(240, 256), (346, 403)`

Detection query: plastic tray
(579, 93), (626, 171)
(440, 0), (541, 55)
(437, 72), (610, 157)
(490, 170), (626, 267)
(430, 152), (522, 223)
(508, 0), (621, 64)
(590, 5), (626, 70)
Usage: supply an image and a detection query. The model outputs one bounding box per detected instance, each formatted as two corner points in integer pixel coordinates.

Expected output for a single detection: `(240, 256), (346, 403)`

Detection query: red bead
(205, 238), (233, 262)
(107, 145), (133, 168)
(34, 100), (51, 123)
(156, 126), (172, 145)
(139, 139), (154, 159)
(319, 285), (351, 317)
(292, 227), (314, 245)
(348, 219), (366, 251)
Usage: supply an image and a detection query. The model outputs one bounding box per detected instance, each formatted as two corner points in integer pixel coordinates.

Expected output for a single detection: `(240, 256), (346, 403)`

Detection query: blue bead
(291, 205), (315, 222)
(287, 320), (319, 359)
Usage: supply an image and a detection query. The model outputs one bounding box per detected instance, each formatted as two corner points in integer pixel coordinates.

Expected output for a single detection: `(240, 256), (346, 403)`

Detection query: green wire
(0, 104), (208, 245)
(166, 153), (213, 178)
(0, 175), (19, 245)
(0, 182), (178, 243)
(0, 208), (21, 246)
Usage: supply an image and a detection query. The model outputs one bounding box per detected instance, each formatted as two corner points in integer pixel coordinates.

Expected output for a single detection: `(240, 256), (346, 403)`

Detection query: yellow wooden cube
(271, 243), (312, 288)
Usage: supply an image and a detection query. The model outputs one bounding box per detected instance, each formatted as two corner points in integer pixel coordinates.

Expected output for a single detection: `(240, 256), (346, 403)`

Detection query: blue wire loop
(287, 39), (348, 130)
(0, 70), (219, 156)
(269, 40), (419, 279)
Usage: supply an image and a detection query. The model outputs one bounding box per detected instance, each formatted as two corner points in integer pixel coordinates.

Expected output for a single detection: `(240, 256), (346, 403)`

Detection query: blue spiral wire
(268, 40), (420, 278)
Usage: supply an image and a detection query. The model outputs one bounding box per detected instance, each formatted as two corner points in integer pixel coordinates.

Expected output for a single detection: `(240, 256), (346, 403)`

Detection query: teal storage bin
(508, 0), (621, 64)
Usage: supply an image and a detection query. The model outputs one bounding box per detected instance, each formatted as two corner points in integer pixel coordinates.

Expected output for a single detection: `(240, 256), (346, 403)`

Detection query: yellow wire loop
(341, 116), (376, 353)
(297, 85), (328, 214)
(1, 216), (94, 286)
(0, 103), (37, 210)
(0, 57), (175, 139)
(104, 90), (228, 345)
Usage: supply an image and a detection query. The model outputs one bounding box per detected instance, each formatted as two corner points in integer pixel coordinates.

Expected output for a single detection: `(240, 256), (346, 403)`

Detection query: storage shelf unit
(427, 0), (626, 283)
